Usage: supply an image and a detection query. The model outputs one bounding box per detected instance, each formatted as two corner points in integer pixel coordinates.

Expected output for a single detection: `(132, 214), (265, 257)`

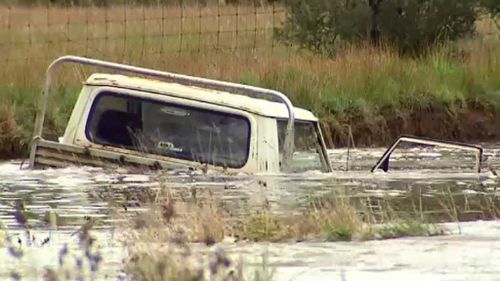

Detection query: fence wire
(0, 2), (288, 64)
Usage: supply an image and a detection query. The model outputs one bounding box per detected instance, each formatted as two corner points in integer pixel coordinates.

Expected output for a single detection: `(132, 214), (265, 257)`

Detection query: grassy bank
(0, 5), (499, 158)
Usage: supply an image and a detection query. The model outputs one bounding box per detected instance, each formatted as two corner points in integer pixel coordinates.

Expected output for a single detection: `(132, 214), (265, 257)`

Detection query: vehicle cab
(29, 56), (332, 174)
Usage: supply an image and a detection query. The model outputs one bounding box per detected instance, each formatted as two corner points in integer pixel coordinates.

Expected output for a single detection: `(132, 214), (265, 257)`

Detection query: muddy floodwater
(1, 144), (500, 280)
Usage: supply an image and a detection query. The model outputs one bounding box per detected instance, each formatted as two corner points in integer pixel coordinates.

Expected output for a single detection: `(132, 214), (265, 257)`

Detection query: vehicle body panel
(29, 56), (332, 174)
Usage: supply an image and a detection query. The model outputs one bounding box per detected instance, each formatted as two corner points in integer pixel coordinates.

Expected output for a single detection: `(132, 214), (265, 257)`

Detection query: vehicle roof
(85, 74), (318, 121)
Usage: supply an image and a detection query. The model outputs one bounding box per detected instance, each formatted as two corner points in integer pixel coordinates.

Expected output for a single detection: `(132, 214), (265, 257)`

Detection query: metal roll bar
(371, 135), (484, 173)
(29, 55), (295, 170)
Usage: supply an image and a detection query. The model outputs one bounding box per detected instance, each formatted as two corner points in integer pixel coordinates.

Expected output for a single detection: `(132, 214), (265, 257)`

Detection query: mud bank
(322, 102), (500, 148)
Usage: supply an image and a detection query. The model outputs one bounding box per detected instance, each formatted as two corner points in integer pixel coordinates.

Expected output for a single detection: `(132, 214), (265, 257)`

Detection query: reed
(118, 186), (442, 245)
(116, 186), (441, 280)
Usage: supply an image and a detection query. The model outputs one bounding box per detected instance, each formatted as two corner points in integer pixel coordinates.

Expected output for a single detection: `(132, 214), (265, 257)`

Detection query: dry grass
(232, 199), (372, 242)
(117, 187), (441, 245)
(119, 191), (276, 281)
(117, 187), (441, 280)
(125, 241), (275, 281)
(0, 105), (22, 158)
(0, 4), (285, 69)
(0, 4), (499, 156)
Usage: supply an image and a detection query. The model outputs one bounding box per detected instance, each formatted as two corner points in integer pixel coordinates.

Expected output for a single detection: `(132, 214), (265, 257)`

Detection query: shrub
(278, 0), (480, 55)
(481, 0), (500, 31)
(276, 0), (369, 56)
(378, 0), (478, 54)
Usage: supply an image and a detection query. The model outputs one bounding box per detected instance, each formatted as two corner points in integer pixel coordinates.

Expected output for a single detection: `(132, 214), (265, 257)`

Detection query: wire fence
(0, 2), (288, 65)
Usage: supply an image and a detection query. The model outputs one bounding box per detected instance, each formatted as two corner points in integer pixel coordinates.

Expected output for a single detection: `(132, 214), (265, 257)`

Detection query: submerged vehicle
(371, 135), (484, 173)
(28, 56), (486, 174)
(28, 56), (332, 174)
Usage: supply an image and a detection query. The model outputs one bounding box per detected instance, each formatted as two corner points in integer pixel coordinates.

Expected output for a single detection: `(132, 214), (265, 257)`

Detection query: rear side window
(85, 92), (251, 168)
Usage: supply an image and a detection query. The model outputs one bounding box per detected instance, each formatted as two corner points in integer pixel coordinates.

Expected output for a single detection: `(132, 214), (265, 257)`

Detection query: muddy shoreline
(322, 103), (500, 148)
(0, 102), (499, 159)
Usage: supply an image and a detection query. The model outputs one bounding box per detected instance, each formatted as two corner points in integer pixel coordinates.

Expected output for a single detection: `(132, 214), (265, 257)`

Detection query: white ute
(28, 56), (332, 174)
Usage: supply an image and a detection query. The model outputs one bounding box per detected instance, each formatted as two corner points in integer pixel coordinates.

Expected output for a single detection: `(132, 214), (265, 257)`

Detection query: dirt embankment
(322, 102), (500, 148)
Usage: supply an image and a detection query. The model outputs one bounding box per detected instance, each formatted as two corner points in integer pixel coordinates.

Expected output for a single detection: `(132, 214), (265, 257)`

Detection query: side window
(277, 120), (324, 172)
(85, 92), (251, 168)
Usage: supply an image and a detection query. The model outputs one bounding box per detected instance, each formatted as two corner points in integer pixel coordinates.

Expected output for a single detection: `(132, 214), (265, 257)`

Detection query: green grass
(0, 5), (499, 157)
(230, 199), (441, 243)
(376, 220), (440, 239)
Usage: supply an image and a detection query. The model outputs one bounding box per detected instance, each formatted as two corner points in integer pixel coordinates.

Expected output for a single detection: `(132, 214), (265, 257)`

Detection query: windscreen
(85, 92), (251, 168)
(277, 120), (325, 172)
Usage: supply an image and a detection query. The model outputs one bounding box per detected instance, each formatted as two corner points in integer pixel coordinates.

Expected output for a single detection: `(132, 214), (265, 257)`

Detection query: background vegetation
(0, 0), (499, 158)
(278, 0), (487, 55)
